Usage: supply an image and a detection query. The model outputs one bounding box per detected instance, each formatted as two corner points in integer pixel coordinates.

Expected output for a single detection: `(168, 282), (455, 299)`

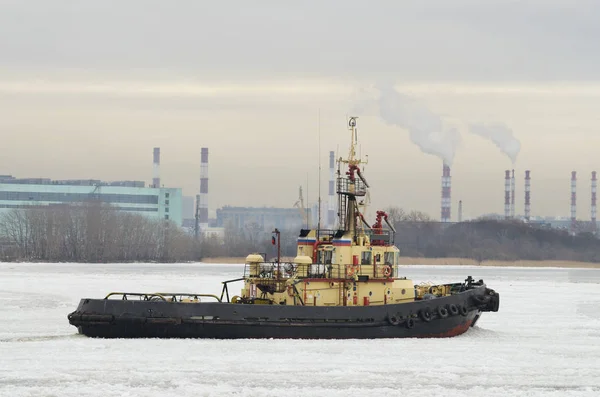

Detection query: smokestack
(571, 171), (577, 234)
(194, 194), (200, 240)
(199, 148), (209, 232)
(458, 200), (463, 223)
(327, 151), (336, 229)
(504, 170), (511, 220)
(592, 171), (597, 231)
(511, 169), (516, 218)
(152, 147), (160, 188)
(524, 170), (531, 222)
(441, 163), (451, 223)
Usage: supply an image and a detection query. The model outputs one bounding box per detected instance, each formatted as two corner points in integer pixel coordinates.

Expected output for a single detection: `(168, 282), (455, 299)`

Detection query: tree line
(0, 203), (198, 262)
(386, 208), (600, 263)
(0, 203), (294, 262)
(2, 204), (600, 263)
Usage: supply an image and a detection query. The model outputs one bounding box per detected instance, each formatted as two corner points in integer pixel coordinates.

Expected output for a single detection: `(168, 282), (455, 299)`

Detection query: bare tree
(0, 203), (202, 263)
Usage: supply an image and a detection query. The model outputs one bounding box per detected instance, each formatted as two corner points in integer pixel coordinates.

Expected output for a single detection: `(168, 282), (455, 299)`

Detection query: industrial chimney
(152, 147), (160, 188)
(458, 200), (463, 223)
(504, 170), (511, 220)
(194, 194), (201, 240)
(510, 169), (516, 219)
(327, 151), (336, 229)
(441, 163), (451, 223)
(524, 170), (531, 222)
(571, 171), (577, 234)
(199, 148), (209, 232)
(592, 171), (597, 231)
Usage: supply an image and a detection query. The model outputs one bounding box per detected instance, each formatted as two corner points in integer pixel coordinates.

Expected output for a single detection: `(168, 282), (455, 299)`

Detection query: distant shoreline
(201, 256), (600, 268)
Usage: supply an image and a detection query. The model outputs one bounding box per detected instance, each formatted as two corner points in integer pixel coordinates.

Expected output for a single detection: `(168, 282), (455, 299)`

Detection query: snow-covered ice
(1, 263), (600, 397)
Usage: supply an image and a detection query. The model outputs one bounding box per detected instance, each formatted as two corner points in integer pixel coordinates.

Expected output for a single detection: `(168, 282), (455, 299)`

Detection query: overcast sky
(1, 0), (599, 220)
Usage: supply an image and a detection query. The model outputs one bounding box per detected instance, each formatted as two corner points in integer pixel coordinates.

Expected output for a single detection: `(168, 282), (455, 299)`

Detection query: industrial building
(0, 175), (183, 226)
(216, 206), (310, 232)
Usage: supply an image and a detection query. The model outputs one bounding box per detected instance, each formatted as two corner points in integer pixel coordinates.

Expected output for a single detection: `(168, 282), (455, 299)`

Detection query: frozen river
(1, 263), (600, 397)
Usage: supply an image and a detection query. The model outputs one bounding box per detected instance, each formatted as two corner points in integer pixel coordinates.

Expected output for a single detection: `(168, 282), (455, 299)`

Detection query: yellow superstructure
(237, 117), (417, 307)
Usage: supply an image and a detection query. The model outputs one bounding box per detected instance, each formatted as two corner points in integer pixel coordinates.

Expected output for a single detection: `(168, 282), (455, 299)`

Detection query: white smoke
(351, 82), (519, 166)
(355, 83), (461, 166)
(468, 122), (521, 164)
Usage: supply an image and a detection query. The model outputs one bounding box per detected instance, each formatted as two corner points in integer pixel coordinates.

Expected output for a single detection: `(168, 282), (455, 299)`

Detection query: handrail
(103, 292), (221, 302)
(220, 277), (245, 302)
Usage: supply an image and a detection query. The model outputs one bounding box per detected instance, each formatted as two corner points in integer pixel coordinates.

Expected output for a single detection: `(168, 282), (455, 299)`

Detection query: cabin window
(375, 253), (381, 263)
(361, 251), (372, 265)
(321, 250), (333, 264)
(384, 252), (395, 266)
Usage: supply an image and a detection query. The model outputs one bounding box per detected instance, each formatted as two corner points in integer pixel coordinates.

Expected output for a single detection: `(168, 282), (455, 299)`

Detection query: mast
(337, 117), (369, 235)
(317, 109), (322, 236)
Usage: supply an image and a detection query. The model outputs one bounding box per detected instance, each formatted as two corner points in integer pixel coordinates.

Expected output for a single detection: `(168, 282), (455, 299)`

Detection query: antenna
(317, 109), (322, 237)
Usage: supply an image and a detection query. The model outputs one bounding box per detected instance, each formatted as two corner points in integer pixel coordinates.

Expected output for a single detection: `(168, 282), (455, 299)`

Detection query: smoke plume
(351, 83), (519, 166)
(373, 83), (461, 166)
(468, 122), (521, 164)
(352, 83), (461, 166)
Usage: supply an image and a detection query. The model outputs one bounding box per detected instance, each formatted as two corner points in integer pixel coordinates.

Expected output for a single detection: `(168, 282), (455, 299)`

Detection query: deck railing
(243, 262), (397, 281)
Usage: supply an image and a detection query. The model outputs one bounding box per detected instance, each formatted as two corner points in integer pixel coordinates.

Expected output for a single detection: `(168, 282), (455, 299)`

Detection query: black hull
(68, 285), (499, 339)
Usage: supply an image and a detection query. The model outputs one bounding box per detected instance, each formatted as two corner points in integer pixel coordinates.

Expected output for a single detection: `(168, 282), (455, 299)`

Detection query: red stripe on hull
(418, 319), (473, 338)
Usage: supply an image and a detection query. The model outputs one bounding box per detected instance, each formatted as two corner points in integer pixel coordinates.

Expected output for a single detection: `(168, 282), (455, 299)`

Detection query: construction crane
(88, 183), (102, 201)
(293, 186), (309, 228)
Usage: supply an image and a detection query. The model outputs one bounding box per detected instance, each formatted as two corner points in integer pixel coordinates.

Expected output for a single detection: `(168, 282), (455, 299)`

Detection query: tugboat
(68, 117), (499, 339)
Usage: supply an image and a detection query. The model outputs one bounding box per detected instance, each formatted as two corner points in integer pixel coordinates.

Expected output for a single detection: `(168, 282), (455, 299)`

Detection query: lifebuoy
(448, 304), (459, 316)
(459, 305), (468, 316)
(382, 265), (392, 277)
(437, 306), (449, 318)
(347, 265), (357, 277)
(406, 317), (415, 329)
(419, 308), (432, 322)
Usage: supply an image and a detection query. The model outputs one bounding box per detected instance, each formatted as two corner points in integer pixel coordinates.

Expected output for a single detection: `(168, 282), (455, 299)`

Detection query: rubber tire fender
(459, 305), (468, 316)
(387, 313), (401, 326)
(406, 317), (415, 329)
(419, 308), (432, 322)
(448, 304), (459, 316)
(437, 306), (449, 318)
